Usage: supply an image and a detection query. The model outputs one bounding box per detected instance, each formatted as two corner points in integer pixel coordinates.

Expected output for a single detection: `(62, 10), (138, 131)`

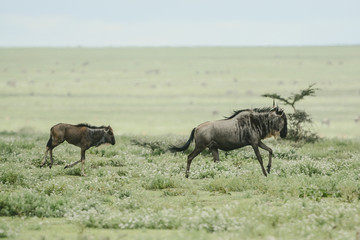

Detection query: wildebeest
(170, 106), (287, 178)
(321, 118), (331, 126)
(355, 116), (360, 123)
(41, 123), (115, 176)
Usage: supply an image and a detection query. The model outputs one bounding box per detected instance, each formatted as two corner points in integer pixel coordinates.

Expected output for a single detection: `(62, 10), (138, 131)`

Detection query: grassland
(0, 47), (359, 137)
(0, 131), (360, 239)
(0, 47), (360, 239)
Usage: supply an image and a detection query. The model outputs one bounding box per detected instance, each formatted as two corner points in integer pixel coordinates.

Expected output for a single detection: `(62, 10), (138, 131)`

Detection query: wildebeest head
(268, 107), (287, 139)
(104, 126), (116, 145)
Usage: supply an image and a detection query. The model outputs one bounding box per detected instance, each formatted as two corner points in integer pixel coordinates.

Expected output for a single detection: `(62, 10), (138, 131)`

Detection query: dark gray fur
(170, 106), (287, 178)
(88, 128), (109, 147)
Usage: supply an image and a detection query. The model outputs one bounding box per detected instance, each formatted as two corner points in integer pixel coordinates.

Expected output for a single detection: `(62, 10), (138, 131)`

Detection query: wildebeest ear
(276, 108), (283, 115)
(271, 106), (278, 113)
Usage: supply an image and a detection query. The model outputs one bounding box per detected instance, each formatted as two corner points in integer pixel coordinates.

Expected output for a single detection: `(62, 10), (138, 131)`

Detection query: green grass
(1, 131), (360, 239)
(1, 47), (360, 239)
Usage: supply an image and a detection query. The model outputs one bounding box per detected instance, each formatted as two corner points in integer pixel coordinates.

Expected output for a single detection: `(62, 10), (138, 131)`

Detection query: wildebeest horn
(273, 99), (275, 107)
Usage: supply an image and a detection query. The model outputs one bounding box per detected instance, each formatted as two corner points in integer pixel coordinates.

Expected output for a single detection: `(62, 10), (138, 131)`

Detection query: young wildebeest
(170, 106), (287, 178)
(41, 123), (115, 176)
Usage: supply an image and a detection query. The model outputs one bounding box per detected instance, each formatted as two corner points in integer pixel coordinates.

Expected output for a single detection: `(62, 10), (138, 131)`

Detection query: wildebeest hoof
(49, 165), (52, 169)
(64, 165), (69, 169)
(267, 167), (271, 174)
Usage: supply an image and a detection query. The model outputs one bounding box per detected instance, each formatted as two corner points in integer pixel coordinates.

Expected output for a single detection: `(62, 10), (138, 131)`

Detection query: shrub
(298, 162), (323, 177)
(0, 169), (25, 186)
(0, 190), (67, 217)
(143, 175), (177, 190)
(0, 142), (14, 155)
(104, 150), (119, 158)
(0, 223), (8, 238)
(109, 159), (125, 167)
(205, 177), (249, 193)
(64, 167), (82, 176)
(299, 186), (331, 201)
(117, 170), (127, 176)
(89, 149), (106, 157)
(118, 190), (131, 199)
(337, 181), (360, 202)
(43, 182), (67, 196)
(199, 170), (216, 179)
(131, 138), (168, 156)
(162, 189), (186, 197)
(0, 231), (7, 238)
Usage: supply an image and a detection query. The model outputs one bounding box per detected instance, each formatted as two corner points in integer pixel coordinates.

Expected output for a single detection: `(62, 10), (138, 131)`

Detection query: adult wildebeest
(170, 106), (287, 178)
(41, 123), (115, 176)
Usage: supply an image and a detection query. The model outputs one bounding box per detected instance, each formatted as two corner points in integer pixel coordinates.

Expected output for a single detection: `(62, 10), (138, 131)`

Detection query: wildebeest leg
(210, 148), (220, 162)
(64, 149), (86, 176)
(41, 139), (63, 169)
(258, 141), (273, 174)
(49, 148), (54, 169)
(251, 144), (268, 177)
(41, 147), (50, 168)
(48, 142), (64, 169)
(64, 159), (82, 169)
(186, 146), (205, 178)
(80, 149), (86, 176)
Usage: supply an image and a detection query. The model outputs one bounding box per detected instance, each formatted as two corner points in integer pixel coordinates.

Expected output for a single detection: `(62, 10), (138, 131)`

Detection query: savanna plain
(0, 47), (360, 239)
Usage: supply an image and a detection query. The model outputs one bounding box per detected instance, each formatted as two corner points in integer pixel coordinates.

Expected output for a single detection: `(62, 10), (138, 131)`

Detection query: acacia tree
(262, 84), (320, 143)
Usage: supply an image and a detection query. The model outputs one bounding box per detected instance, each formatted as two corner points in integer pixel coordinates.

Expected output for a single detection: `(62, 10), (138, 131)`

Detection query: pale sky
(1, 0), (359, 47)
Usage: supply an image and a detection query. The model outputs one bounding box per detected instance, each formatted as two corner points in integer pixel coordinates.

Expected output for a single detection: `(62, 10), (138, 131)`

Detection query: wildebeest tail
(46, 135), (52, 148)
(169, 128), (195, 152)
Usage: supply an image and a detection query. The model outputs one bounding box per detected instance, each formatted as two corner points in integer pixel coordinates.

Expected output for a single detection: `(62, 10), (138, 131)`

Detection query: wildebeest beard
(88, 128), (108, 147)
(280, 113), (287, 138)
(247, 113), (272, 139)
(245, 111), (286, 140)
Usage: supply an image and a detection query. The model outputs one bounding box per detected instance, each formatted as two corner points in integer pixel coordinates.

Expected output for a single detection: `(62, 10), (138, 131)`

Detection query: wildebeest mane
(76, 123), (106, 129)
(224, 107), (273, 120)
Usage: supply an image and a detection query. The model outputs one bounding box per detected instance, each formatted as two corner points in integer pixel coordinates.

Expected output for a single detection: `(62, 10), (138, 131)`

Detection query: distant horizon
(1, 44), (359, 48)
